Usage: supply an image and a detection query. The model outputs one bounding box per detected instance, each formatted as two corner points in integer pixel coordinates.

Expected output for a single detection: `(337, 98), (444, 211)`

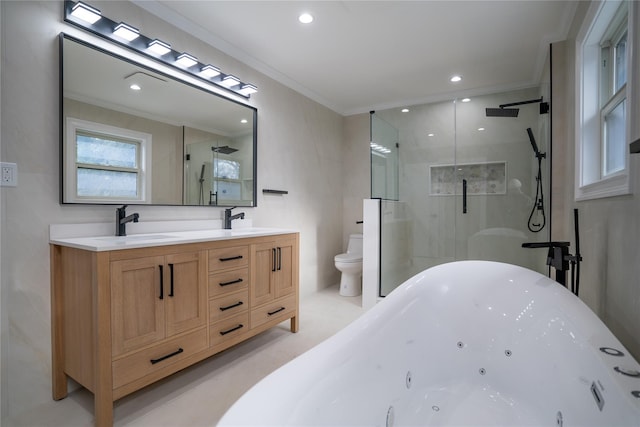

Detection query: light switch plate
(1, 162), (18, 187)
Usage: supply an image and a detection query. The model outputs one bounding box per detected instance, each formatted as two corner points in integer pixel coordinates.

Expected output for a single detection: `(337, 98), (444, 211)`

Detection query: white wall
(552, 1), (640, 359)
(0, 1), (344, 422)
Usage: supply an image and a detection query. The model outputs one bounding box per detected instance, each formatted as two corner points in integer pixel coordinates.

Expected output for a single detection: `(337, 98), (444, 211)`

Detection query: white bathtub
(219, 261), (640, 426)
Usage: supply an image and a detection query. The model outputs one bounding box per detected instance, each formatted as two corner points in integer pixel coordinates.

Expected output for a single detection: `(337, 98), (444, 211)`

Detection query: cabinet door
(274, 237), (297, 299)
(165, 251), (207, 337)
(111, 256), (166, 356)
(251, 241), (277, 306)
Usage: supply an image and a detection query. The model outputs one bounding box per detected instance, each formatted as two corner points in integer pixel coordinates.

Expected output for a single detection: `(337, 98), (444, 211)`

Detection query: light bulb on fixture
(148, 39), (171, 55)
(113, 22), (140, 41)
(176, 53), (198, 68)
(200, 64), (221, 78)
(220, 75), (240, 88)
(70, 1), (101, 24)
(238, 84), (258, 96)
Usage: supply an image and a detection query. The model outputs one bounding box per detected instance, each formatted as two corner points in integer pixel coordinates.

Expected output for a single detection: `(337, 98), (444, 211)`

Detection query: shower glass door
(373, 87), (551, 297)
(453, 89), (549, 271)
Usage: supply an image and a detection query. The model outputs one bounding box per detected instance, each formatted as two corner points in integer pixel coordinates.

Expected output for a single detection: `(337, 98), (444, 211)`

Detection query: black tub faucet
(224, 207), (245, 229)
(116, 205), (139, 236)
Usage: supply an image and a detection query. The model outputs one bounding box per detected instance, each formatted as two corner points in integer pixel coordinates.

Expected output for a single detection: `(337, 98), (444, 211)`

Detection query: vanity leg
(290, 315), (299, 333)
(50, 245), (68, 400)
(94, 252), (114, 427)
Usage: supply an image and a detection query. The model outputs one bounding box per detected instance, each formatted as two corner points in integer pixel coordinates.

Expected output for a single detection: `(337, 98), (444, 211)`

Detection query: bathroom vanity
(50, 228), (299, 427)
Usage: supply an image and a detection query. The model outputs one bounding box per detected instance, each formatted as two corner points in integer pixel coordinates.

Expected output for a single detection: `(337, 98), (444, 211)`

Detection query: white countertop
(50, 225), (297, 252)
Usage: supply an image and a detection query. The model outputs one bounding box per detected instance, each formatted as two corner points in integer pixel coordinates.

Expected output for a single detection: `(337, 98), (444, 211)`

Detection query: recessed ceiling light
(129, 83), (141, 91)
(450, 75), (462, 83)
(299, 13), (314, 24)
(477, 127), (485, 131)
(401, 108), (409, 113)
(462, 98), (471, 103)
(428, 133), (435, 137)
(241, 119), (248, 124)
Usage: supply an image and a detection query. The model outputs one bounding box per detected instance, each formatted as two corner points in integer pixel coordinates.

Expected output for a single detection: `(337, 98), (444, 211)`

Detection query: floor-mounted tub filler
(218, 261), (640, 426)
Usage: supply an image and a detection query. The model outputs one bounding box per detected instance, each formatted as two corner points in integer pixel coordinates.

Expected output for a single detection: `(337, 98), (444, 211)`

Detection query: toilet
(335, 234), (363, 296)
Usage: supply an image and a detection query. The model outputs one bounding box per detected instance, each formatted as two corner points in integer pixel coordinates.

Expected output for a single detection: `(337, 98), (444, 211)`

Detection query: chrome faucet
(116, 205), (139, 236)
(224, 207), (245, 229)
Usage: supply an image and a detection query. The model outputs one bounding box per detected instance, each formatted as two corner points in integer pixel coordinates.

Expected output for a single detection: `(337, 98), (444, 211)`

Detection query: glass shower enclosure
(372, 87), (551, 297)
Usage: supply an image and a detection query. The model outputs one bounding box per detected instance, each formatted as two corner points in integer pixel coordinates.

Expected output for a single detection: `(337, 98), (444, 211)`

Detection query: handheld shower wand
(526, 128), (546, 233)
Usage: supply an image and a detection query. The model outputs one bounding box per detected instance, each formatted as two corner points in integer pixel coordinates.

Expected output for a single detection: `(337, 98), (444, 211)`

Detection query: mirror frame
(59, 33), (258, 207)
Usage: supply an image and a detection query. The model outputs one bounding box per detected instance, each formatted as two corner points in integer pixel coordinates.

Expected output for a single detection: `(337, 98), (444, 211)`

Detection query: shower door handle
(462, 179), (468, 214)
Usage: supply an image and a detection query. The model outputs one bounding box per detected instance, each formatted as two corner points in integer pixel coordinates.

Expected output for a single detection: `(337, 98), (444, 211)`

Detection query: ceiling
(134, 1), (579, 116)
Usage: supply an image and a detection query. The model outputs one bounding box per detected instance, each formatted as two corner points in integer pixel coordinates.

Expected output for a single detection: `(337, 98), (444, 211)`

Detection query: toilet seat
(334, 253), (362, 263)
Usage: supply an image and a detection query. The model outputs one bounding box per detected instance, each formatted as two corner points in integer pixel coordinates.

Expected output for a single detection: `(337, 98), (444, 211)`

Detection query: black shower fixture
(212, 145), (238, 154)
(485, 97), (549, 117)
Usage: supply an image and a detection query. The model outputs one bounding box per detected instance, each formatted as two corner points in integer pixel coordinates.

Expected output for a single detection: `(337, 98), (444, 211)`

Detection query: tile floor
(15, 286), (363, 427)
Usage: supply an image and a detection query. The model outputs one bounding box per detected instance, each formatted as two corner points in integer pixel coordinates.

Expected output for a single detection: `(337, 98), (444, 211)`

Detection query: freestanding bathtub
(218, 261), (640, 426)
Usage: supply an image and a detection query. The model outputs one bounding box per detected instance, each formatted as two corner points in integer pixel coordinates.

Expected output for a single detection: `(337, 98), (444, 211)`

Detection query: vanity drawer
(208, 268), (249, 297)
(209, 290), (249, 323)
(210, 313), (249, 347)
(209, 246), (248, 272)
(112, 327), (207, 390)
(251, 294), (297, 330)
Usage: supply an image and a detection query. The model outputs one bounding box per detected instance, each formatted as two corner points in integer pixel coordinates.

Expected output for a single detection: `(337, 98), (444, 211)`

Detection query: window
(576, 1), (631, 200)
(65, 118), (152, 203)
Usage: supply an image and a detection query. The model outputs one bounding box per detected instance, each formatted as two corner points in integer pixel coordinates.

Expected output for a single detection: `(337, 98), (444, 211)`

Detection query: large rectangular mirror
(60, 34), (257, 207)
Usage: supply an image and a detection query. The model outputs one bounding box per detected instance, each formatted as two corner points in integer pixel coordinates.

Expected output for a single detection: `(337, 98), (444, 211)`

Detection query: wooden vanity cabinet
(50, 233), (299, 427)
(251, 236), (299, 332)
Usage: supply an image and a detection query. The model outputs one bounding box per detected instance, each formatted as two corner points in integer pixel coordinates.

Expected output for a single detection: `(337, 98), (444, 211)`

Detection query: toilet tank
(347, 234), (363, 254)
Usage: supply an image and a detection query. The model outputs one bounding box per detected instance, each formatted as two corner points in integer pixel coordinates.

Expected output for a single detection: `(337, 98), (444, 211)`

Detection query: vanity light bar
(63, 0), (257, 98)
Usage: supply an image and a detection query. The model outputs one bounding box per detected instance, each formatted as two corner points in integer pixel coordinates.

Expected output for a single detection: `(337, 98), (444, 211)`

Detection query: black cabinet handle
(462, 179), (468, 214)
(272, 248), (276, 272)
(219, 255), (243, 262)
(150, 348), (183, 365)
(277, 247), (282, 271)
(219, 301), (244, 311)
(219, 278), (243, 287)
(168, 263), (174, 297)
(159, 265), (164, 300)
(220, 324), (244, 335)
(268, 307), (286, 316)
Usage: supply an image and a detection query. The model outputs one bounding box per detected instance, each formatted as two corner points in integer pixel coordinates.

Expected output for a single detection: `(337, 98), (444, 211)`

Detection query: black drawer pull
(219, 255), (243, 262)
(168, 263), (174, 297)
(159, 265), (164, 300)
(267, 307), (286, 316)
(219, 278), (243, 287)
(220, 324), (244, 335)
(150, 348), (183, 365)
(220, 301), (244, 311)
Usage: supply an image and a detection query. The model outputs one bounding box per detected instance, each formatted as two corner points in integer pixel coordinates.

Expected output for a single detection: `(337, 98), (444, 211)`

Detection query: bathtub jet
(218, 261), (640, 427)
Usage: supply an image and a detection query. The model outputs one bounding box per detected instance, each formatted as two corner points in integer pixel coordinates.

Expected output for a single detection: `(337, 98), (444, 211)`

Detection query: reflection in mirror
(61, 34), (257, 206)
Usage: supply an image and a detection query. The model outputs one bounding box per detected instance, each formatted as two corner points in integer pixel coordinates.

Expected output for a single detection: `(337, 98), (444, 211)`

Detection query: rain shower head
(212, 146), (238, 154)
(485, 97), (549, 118)
(486, 107), (519, 117)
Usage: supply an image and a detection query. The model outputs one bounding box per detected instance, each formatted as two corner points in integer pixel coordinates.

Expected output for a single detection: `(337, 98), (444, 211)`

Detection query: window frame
(575, 0), (632, 201)
(65, 117), (153, 203)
